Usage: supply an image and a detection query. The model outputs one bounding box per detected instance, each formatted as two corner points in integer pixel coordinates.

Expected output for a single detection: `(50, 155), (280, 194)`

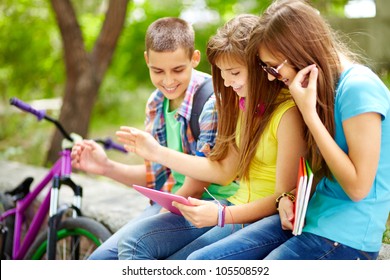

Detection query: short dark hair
(145, 17), (195, 59)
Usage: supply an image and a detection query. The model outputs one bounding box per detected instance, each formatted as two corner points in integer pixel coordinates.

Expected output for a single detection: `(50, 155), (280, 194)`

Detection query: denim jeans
(167, 222), (243, 259)
(265, 231), (379, 260)
(88, 203), (162, 260)
(186, 214), (379, 260)
(187, 214), (291, 260)
(117, 200), (243, 260)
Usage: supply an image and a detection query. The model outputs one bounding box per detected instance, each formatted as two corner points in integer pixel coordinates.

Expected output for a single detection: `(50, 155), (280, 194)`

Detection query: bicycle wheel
(0, 193), (15, 259)
(24, 216), (112, 260)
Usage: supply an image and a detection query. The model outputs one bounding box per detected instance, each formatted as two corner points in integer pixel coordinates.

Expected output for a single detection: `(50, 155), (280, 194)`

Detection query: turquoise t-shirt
(304, 65), (390, 252)
(163, 98), (238, 200)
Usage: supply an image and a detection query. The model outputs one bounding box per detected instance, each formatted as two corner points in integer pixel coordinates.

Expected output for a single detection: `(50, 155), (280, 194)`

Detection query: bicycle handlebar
(10, 97), (73, 141)
(94, 138), (127, 153)
(10, 97), (46, 121)
(9, 97), (127, 153)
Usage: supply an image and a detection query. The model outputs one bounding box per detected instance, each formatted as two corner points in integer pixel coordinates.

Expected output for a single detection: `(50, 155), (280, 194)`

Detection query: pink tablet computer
(133, 185), (192, 215)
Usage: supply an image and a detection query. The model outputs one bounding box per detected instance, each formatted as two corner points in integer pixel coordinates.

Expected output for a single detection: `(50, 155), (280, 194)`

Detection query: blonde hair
(249, 0), (361, 176)
(145, 17), (195, 58)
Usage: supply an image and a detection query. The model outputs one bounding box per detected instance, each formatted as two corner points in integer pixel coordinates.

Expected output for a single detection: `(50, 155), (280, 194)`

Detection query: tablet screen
(133, 185), (191, 215)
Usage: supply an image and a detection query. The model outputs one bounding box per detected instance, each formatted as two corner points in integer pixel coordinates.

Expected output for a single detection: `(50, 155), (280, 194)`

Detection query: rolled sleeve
(196, 97), (218, 157)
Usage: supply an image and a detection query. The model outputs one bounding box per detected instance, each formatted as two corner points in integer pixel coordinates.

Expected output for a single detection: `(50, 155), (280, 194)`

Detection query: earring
(240, 97), (265, 116)
(255, 102), (265, 116)
(239, 97), (246, 111)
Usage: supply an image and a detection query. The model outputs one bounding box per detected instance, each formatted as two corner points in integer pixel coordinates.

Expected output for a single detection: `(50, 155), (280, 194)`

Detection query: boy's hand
(172, 197), (218, 228)
(71, 140), (108, 175)
(116, 126), (160, 162)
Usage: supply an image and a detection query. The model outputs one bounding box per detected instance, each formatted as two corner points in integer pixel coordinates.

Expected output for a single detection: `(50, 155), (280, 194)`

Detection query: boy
(71, 17), (238, 259)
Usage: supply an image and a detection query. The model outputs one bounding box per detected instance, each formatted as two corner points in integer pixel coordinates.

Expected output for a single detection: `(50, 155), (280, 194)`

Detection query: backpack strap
(190, 78), (214, 141)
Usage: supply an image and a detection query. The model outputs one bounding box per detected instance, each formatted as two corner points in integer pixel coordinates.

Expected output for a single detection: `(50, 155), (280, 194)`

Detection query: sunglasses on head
(259, 59), (287, 79)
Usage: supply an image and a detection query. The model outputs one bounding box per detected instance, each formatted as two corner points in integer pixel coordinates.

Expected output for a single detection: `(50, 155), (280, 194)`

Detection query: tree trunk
(46, 0), (129, 164)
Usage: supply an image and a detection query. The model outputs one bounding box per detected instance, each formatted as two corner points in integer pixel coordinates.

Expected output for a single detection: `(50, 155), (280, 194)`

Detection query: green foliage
(0, 0), (64, 101)
(0, 108), (53, 165)
(91, 85), (150, 130)
(384, 213), (390, 244)
(311, 0), (349, 16)
(79, 13), (105, 52)
(380, 70), (390, 88)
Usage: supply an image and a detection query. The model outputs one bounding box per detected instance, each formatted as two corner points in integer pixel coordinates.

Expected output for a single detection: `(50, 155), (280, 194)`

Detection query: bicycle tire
(0, 193), (16, 259)
(24, 216), (112, 260)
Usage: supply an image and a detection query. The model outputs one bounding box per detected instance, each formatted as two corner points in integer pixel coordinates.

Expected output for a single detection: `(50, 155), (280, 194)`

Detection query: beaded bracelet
(275, 192), (296, 211)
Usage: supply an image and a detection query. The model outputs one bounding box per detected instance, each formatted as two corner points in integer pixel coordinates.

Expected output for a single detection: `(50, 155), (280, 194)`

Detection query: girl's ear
(191, 50), (201, 68)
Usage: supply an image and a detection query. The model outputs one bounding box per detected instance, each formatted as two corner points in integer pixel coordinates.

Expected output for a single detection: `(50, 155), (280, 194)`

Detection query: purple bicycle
(0, 97), (126, 260)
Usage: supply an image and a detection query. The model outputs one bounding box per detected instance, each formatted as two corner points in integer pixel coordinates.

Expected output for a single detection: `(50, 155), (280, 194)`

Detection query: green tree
(46, 0), (129, 163)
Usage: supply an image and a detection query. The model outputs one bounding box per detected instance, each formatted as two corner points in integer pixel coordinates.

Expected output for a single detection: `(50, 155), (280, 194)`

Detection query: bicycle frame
(2, 97), (125, 259)
(0, 149), (81, 260)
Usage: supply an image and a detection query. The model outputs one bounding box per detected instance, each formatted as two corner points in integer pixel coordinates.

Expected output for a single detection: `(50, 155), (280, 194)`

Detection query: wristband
(217, 203), (222, 227)
(204, 187), (226, 227)
(275, 192), (296, 211)
(217, 203), (226, 227)
(221, 205), (226, 227)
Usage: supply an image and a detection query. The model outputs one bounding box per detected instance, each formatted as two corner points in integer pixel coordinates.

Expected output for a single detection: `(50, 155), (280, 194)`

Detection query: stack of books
(293, 157), (314, 236)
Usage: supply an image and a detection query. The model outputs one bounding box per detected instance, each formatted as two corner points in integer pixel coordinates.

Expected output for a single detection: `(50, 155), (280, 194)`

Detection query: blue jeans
(265, 231), (379, 260)
(167, 222), (243, 259)
(88, 203), (162, 260)
(187, 214), (379, 260)
(187, 214), (291, 260)
(117, 200), (243, 260)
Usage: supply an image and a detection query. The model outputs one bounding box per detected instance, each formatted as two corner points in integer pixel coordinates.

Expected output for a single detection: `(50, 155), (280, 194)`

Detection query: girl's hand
(289, 64), (318, 119)
(173, 197), (218, 228)
(116, 126), (160, 162)
(278, 196), (295, 231)
(71, 140), (108, 175)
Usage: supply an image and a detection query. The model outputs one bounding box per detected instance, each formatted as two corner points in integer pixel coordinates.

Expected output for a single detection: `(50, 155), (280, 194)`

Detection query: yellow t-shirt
(228, 96), (296, 205)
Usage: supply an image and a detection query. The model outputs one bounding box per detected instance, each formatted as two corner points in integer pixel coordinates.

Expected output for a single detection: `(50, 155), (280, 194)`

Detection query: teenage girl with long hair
(185, 0), (390, 260)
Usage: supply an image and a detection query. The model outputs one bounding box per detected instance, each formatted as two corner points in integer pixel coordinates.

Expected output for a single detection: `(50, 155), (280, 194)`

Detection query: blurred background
(1, 0), (389, 166)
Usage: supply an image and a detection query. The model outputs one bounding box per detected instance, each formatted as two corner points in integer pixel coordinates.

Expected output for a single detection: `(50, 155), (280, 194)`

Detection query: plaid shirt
(144, 69), (217, 192)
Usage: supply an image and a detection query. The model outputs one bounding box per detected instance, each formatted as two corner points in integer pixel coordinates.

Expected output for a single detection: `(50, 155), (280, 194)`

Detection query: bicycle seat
(5, 177), (34, 202)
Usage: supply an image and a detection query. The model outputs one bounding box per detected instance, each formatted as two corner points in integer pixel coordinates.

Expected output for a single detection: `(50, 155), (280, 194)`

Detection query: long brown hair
(238, 53), (286, 180)
(248, 0), (359, 176)
(207, 14), (288, 180)
(207, 14), (260, 163)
